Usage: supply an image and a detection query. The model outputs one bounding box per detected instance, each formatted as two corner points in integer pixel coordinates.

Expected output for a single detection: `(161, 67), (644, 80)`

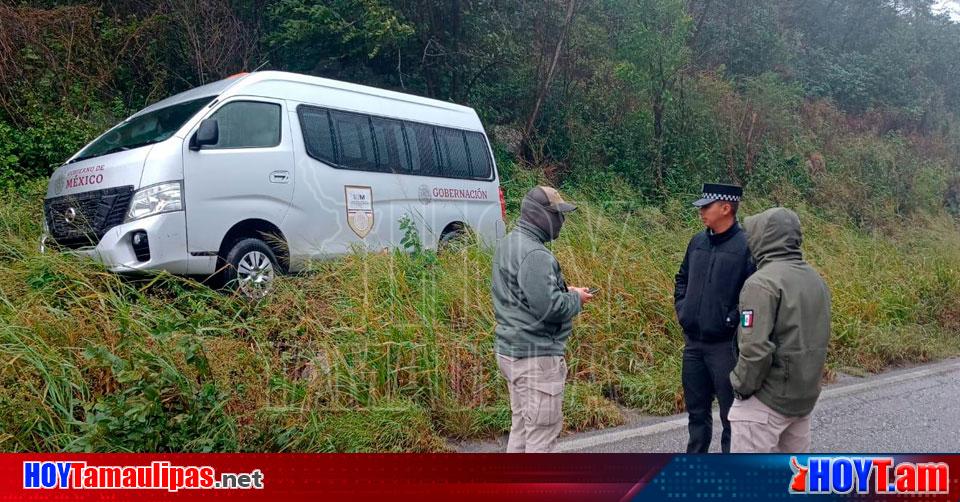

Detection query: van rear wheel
(438, 223), (472, 251)
(223, 238), (279, 299)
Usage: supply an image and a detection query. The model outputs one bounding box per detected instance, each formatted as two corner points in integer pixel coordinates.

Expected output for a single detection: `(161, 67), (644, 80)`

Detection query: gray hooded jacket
(492, 219), (582, 358)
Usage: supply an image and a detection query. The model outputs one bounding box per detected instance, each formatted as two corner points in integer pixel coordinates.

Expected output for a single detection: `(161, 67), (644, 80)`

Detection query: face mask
(520, 197), (564, 241)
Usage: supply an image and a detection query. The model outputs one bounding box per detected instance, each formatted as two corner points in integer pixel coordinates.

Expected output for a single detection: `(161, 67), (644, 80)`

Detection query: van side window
(331, 110), (378, 171)
(295, 104), (493, 180)
(436, 127), (470, 178)
(208, 101), (281, 149)
(371, 117), (409, 173)
(298, 107), (337, 165)
(464, 132), (493, 179)
(404, 122), (440, 176)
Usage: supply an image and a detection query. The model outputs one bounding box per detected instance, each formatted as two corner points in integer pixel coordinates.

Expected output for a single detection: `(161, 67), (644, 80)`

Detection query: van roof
(130, 71), (476, 120)
(130, 75), (246, 119)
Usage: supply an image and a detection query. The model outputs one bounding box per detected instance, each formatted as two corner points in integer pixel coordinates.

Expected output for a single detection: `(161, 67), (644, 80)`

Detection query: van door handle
(269, 170), (290, 184)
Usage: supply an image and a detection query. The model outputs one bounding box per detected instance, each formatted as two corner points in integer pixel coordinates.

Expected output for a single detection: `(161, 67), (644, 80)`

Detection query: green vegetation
(3, 0), (960, 451)
(4, 169), (960, 451)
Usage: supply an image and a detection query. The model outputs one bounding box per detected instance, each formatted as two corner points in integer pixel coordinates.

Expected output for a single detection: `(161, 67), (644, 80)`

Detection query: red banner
(1, 453), (670, 501)
(3, 453), (959, 501)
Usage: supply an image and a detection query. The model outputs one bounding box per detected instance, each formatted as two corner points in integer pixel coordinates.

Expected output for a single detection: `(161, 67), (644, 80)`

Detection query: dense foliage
(3, 0), (960, 451)
(2, 0), (960, 225)
(4, 174), (960, 451)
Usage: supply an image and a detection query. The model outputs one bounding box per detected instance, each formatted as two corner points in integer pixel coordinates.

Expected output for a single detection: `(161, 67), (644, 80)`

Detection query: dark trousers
(682, 337), (737, 453)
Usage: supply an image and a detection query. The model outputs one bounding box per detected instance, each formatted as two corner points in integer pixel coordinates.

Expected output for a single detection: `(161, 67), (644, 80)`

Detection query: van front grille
(44, 186), (135, 249)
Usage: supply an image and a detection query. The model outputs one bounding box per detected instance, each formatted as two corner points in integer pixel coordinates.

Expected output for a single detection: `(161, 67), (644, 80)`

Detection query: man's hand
(570, 286), (595, 304)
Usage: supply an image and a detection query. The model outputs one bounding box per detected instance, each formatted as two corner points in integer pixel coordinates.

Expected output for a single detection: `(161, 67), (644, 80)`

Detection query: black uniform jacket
(674, 222), (755, 343)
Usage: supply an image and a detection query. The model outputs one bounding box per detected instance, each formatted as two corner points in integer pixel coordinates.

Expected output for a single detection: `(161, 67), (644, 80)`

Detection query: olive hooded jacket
(730, 207), (832, 417)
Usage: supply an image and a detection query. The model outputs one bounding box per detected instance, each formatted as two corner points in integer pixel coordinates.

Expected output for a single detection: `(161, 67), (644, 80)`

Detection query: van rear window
(331, 110), (378, 171)
(296, 104), (493, 181)
(465, 132), (493, 179)
(404, 122), (440, 177)
(436, 128), (470, 179)
(299, 107), (336, 164)
(371, 117), (409, 173)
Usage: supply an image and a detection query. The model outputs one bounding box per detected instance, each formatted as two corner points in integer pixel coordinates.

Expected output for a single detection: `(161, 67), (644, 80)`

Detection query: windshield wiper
(68, 141), (157, 164)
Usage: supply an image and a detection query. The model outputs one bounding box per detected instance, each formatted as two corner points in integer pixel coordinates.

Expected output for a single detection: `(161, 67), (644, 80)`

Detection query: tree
(520, 0), (578, 165)
(263, 0), (414, 79)
(613, 0), (692, 189)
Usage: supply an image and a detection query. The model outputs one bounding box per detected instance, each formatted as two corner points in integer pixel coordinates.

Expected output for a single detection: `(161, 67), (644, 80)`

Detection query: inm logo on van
(64, 165), (106, 190)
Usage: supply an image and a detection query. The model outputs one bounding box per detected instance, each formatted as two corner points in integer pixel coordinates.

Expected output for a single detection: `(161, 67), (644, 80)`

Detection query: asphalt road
(459, 358), (960, 453)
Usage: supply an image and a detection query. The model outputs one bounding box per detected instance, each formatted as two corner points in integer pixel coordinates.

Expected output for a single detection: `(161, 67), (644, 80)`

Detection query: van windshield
(70, 96), (215, 163)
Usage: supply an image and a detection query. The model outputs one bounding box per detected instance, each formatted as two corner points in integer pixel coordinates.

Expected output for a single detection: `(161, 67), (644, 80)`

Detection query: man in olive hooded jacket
(729, 207), (831, 453)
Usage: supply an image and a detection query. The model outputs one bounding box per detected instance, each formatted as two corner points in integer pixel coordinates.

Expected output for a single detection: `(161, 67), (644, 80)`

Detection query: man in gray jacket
(729, 207), (831, 453)
(492, 186), (593, 453)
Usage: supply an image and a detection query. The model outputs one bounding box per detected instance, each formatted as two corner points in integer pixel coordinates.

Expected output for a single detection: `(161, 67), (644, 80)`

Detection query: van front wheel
(223, 238), (279, 299)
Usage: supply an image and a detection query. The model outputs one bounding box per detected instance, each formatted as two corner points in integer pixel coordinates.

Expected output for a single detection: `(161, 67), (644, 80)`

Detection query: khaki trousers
(729, 396), (812, 453)
(496, 354), (567, 453)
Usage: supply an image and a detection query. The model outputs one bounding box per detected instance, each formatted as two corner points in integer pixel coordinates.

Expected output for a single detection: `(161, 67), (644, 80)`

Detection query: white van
(42, 71), (506, 297)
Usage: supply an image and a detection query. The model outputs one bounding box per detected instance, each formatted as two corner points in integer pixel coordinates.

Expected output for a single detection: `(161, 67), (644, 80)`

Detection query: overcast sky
(933, 0), (960, 20)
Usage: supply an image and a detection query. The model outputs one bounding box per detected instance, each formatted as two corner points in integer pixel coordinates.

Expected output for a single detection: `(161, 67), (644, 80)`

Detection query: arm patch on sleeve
(741, 310), (754, 328)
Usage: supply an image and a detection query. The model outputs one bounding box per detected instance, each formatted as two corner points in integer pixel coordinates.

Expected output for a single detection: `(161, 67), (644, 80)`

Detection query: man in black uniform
(674, 183), (754, 453)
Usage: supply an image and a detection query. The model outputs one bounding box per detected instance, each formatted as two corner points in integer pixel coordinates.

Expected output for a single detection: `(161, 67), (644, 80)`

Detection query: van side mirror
(189, 119), (219, 150)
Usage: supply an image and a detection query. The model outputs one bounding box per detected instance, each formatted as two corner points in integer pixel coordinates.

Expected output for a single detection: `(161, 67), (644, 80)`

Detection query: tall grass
(2, 175), (960, 452)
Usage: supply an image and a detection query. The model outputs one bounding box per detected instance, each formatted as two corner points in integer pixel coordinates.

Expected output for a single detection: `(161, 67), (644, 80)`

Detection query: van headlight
(126, 182), (183, 222)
